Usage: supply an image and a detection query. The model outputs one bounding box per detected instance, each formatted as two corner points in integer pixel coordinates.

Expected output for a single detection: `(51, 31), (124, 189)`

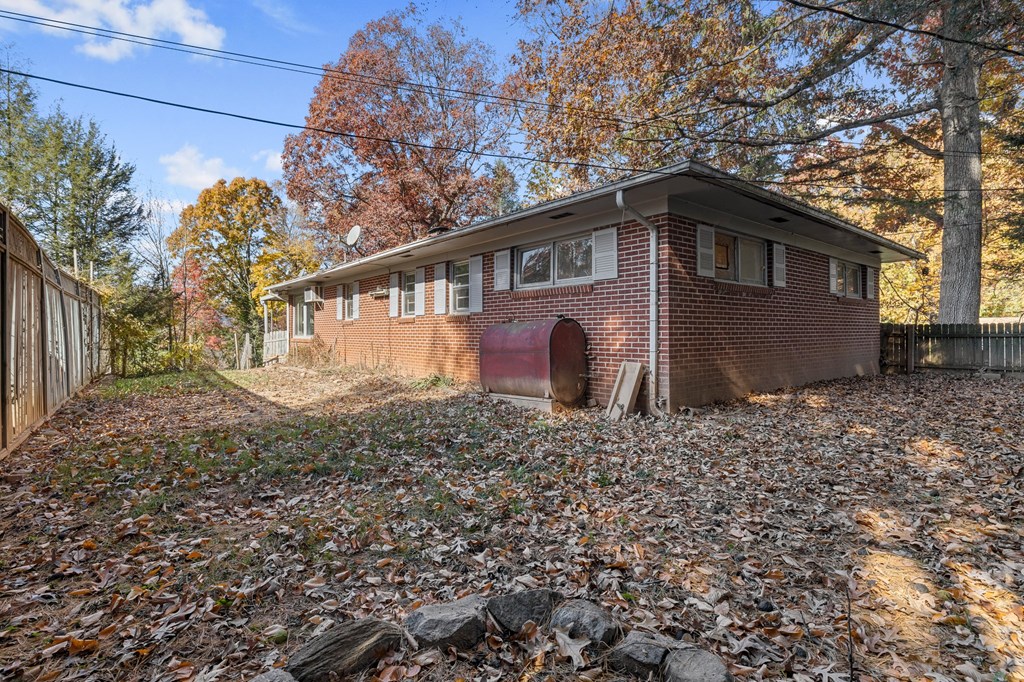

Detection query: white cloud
(253, 149), (282, 173)
(0, 0), (226, 62)
(147, 196), (187, 217)
(250, 0), (317, 35)
(159, 144), (241, 190)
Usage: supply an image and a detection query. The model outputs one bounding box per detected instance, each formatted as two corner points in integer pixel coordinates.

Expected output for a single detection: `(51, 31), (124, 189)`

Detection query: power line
(7, 66), (1024, 205)
(5, 8), (1023, 163)
(776, 0), (1024, 60)
(0, 66), (654, 177)
(0, 8), (635, 125)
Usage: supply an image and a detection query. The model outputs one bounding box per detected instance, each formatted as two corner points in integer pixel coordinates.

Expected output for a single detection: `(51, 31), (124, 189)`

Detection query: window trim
(293, 295), (315, 338)
(450, 260), (471, 314)
(514, 233), (594, 290)
(343, 284), (356, 320)
(712, 229), (767, 286)
(401, 270), (416, 317)
(837, 260), (863, 298)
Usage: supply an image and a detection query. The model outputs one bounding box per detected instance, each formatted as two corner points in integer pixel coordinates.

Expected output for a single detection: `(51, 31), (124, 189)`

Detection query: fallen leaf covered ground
(1, 366), (1022, 682)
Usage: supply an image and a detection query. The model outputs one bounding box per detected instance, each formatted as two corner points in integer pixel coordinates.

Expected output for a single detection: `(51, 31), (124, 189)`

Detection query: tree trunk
(938, 0), (983, 324)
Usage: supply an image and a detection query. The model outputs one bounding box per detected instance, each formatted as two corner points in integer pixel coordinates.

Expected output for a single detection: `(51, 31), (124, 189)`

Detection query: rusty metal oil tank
(479, 318), (587, 405)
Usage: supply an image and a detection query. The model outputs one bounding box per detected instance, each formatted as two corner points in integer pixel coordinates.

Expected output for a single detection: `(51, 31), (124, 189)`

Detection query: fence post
(906, 324), (916, 374)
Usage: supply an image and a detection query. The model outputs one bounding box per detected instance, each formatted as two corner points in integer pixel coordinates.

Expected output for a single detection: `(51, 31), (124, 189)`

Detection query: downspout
(615, 190), (665, 417)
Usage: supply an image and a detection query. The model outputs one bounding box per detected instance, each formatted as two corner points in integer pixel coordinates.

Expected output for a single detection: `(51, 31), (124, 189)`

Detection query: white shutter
(415, 267), (425, 316)
(828, 258), (838, 294)
(351, 281), (360, 319)
(592, 226), (618, 280)
(336, 284), (344, 320)
(866, 266), (876, 300)
(772, 243), (786, 288)
(389, 273), (399, 317)
(493, 250), (510, 290)
(468, 255), (483, 313)
(697, 224), (715, 277)
(286, 297), (291, 335)
(434, 262), (447, 314)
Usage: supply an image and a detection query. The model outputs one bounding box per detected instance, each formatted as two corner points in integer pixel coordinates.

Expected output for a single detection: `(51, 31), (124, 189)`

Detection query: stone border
(252, 589), (731, 682)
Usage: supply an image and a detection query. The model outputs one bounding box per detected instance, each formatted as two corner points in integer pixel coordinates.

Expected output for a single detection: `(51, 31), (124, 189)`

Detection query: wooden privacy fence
(881, 323), (1024, 373)
(1, 203), (105, 459)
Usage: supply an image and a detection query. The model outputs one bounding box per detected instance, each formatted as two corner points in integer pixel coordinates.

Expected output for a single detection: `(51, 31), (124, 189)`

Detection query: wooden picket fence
(881, 322), (1024, 373)
(263, 330), (289, 360)
(1, 203), (105, 459)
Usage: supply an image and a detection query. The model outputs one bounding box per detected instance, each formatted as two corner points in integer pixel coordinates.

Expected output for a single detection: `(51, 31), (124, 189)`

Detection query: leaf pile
(1, 368), (1022, 681)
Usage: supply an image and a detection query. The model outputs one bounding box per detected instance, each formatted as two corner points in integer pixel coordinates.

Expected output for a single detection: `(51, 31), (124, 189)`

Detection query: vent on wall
(549, 212), (575, 220)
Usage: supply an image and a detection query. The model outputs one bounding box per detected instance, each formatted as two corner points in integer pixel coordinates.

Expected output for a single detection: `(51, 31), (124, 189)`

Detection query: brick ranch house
(266, 160), (922, 412)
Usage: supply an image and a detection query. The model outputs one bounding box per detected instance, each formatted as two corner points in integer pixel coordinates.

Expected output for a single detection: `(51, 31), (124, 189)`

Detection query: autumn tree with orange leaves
(282, 6), (512, 260)
(510, 0), (1024, 323)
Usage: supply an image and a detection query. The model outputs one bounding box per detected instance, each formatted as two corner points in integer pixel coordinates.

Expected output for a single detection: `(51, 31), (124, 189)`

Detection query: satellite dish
(345, 224), (362, 247)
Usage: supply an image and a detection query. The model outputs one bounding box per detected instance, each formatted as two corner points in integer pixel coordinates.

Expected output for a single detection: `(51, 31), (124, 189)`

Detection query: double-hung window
(344, 285), (355, 319)
(516, 234), (593, 288)
(293, 295), (314, 337)
(402, 271), (416, 316)
(451, 260), (470, 313)
(714, 232), (766, 285)
(834, 260), (862, 297)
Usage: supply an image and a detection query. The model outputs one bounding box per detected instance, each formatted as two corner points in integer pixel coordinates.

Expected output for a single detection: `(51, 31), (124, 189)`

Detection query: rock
(549, 599), (619, 646)
(486, 589), (559, 634)
(663, 647), (733, 682)
(755, 598), (775, 612)
(285, 618), (404, 682)
(251, 671), (296, 682)
(608, 629), (682, 676)
(406, 595), (487, 650)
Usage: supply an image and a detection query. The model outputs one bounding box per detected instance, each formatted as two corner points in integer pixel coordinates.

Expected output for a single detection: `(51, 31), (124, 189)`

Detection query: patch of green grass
(98, 371), (233, 398)
(411, 373), (455, 389)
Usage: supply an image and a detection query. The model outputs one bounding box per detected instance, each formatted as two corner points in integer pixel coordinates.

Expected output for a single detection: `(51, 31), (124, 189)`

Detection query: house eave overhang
(269, 160), (923, 293)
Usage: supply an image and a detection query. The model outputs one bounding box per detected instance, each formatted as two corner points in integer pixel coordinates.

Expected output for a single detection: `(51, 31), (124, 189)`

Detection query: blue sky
(0, 0), (525, 218)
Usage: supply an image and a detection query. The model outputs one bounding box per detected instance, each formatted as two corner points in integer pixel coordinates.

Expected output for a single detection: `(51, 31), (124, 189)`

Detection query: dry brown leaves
(0, 367), (1022, 682)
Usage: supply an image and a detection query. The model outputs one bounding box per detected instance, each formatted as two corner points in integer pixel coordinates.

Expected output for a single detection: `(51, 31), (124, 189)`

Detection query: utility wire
(0, 66), (659, 176)
(776, 0), (1024, 60)
(9, 66), (1024, 198)
(5, 9), (1024, 161)
(0, 8), (636, 125)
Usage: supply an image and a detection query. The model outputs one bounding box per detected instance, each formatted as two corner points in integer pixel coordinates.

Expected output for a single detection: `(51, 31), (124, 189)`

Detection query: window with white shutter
(830, 259), (863, 298)
(414, 267), (425, 316)
(866, 267), (876, 300)
(434, 263), (447, 314)
(593, 226), (618, 280)
(389, 273), (399, 317)
(772, 243), (786, 288)
(697, 225), (715, 277)
(468, 255), (483, 313)
(493, 250), (510, 290)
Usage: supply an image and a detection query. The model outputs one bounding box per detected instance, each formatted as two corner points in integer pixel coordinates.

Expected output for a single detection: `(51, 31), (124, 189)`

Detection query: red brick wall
(662, 215), (880, 409)
(295, 218), (658, 408)
(291, 212), (880, 409)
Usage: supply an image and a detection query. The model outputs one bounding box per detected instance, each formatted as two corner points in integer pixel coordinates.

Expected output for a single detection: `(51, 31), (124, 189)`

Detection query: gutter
(615, 190), (665, 417)
(271, 160), (922, 294)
